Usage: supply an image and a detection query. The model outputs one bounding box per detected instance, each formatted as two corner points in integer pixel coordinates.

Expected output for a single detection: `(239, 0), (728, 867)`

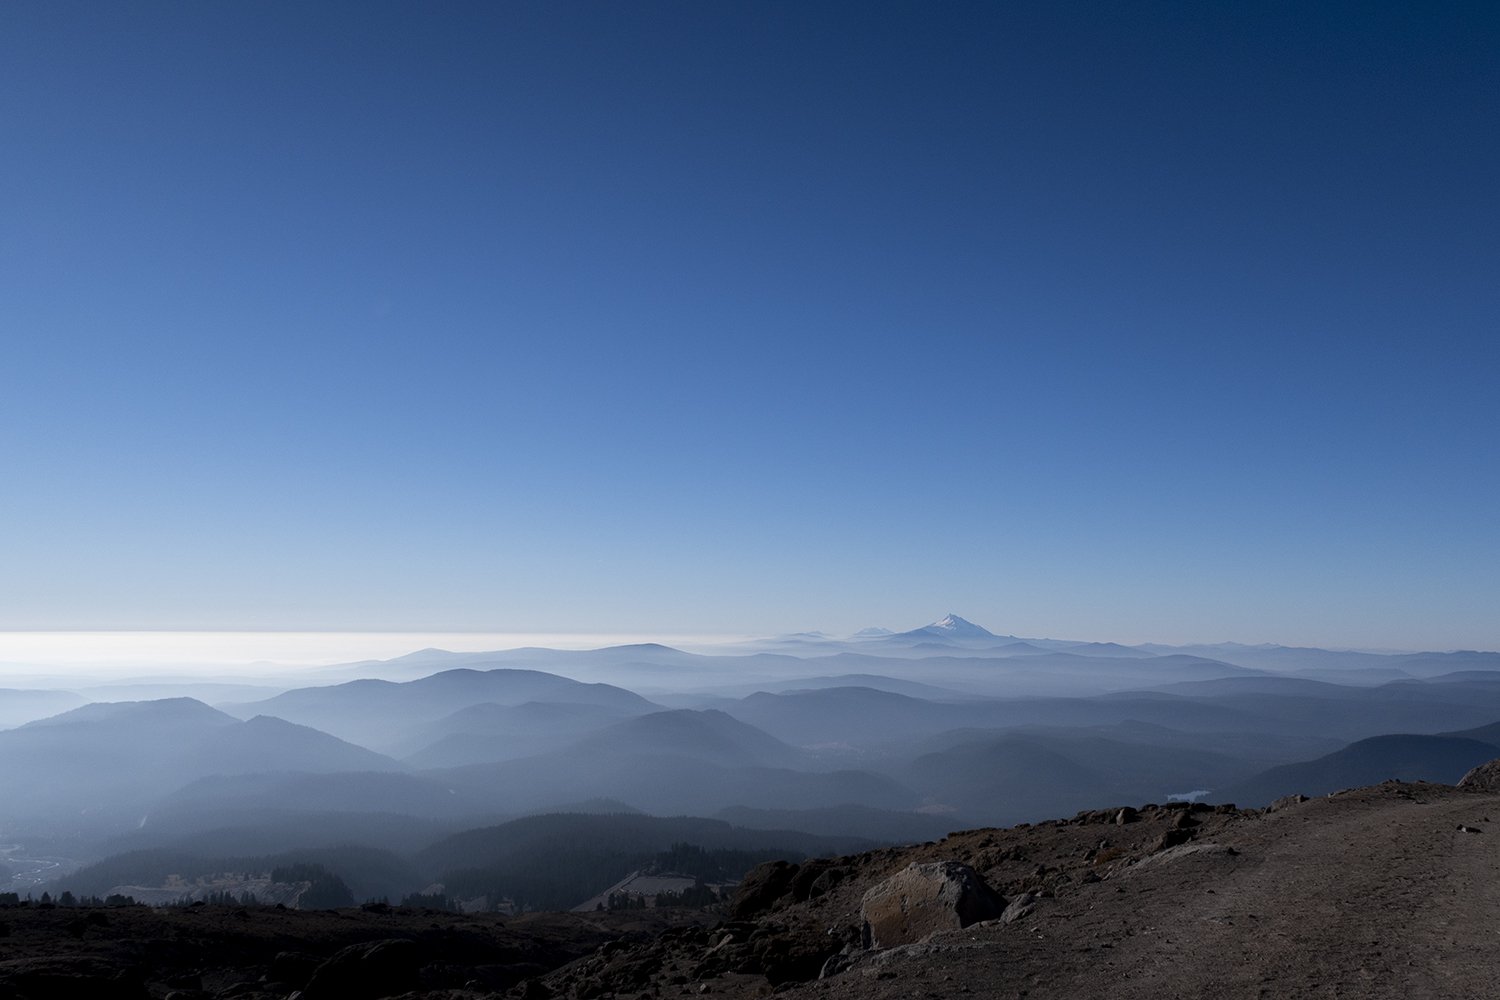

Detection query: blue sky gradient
(3, 2), (1496, 647)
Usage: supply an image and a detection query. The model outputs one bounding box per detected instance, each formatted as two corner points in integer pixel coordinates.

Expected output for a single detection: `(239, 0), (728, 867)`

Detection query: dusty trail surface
(794, 783), (1500, 1000)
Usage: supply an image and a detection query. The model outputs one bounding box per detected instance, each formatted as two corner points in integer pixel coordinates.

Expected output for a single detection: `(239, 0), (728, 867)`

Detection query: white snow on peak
(924, 614), (995, 637)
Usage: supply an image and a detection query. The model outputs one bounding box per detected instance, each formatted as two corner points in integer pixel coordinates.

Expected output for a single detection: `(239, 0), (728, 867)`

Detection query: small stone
(1154, 829), (1193, 851)
(1001, 893), (1037, 924)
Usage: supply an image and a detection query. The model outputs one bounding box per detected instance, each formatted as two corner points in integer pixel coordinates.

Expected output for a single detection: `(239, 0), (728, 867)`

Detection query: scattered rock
(1268, 794), (1309, 812)
(1458, 759), (1500, 792)
(271, 951), (321, 988)
(1115, 807), (1138, 826)
(860, 861), (1005, 949)
(807, 866), (847, 899)
(0, 957), (151, 999)
(1154, 829), (1194, 852)
(751, 926), (840, 984)
(515, 979), (552, 999)
(788, 859), (847, 903)
(1000, 892), (1037, 924)
(731, 861), (800, 919)
(1458, 824), (1483, 834)
(1129, 842), (1239, 874)
(819, 944), (860, 979)
(301, 938), (421, 1000)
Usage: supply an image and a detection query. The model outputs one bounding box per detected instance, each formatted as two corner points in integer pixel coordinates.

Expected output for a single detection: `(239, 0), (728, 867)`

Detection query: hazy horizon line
(0, 628), (1487, 669)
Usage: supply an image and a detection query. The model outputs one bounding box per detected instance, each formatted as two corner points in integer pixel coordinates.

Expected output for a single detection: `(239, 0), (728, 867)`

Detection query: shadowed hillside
(1214, 733), (1500, 806)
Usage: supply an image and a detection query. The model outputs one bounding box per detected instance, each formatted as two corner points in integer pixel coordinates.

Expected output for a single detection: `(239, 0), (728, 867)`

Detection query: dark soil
(0, 901), (706, 999)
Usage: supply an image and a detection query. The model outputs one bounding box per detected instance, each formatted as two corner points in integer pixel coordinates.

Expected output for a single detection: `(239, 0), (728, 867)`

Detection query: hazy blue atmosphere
(3, 1), (1496, 648)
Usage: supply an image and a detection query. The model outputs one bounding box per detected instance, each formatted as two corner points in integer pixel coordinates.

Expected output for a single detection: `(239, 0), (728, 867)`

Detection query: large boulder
(860, 861), (1005, 949)
(1459, 758), (1500, 792)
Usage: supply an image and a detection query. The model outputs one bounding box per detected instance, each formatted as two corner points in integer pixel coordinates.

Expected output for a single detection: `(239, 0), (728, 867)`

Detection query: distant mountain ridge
(226, 668), (659, 751)
(1215, 733), (1500, 806)
(5, 621), (1499, 884)
(0, 688), (87, 729)
(0, 698), (404, 833)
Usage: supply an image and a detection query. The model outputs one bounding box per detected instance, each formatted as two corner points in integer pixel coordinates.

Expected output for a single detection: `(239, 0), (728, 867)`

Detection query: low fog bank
(4, 616), (1500, 912)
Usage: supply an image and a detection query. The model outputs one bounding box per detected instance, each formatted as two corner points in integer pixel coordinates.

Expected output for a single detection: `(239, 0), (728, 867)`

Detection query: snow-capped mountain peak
(881, 613), (1005, 644)
(925, 614), (996, 637)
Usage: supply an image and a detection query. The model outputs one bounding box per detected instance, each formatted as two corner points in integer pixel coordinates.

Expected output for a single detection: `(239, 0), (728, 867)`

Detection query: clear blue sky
(2, 1), (1496, 648)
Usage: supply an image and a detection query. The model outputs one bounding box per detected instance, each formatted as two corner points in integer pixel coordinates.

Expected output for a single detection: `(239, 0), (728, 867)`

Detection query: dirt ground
(786, 782), (1500, 1000)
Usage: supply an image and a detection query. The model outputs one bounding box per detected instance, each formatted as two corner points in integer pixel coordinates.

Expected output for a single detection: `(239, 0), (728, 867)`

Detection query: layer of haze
(0, 631), (739, 675)
(2, 2), (1496, 650)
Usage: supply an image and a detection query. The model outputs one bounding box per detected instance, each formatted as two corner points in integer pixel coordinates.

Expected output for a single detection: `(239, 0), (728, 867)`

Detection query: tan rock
(859, 861), (1004, 949)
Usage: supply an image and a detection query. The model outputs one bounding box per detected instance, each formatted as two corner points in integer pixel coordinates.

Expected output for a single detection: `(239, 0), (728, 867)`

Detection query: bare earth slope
(544, 781), (1500, 1000)
(1047, 783), (1499, 999)
(831, 783), (1500, 1000)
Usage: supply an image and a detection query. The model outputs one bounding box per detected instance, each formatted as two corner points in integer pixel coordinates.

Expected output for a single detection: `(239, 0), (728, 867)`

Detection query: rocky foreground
(5, 773), (1500, 999)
